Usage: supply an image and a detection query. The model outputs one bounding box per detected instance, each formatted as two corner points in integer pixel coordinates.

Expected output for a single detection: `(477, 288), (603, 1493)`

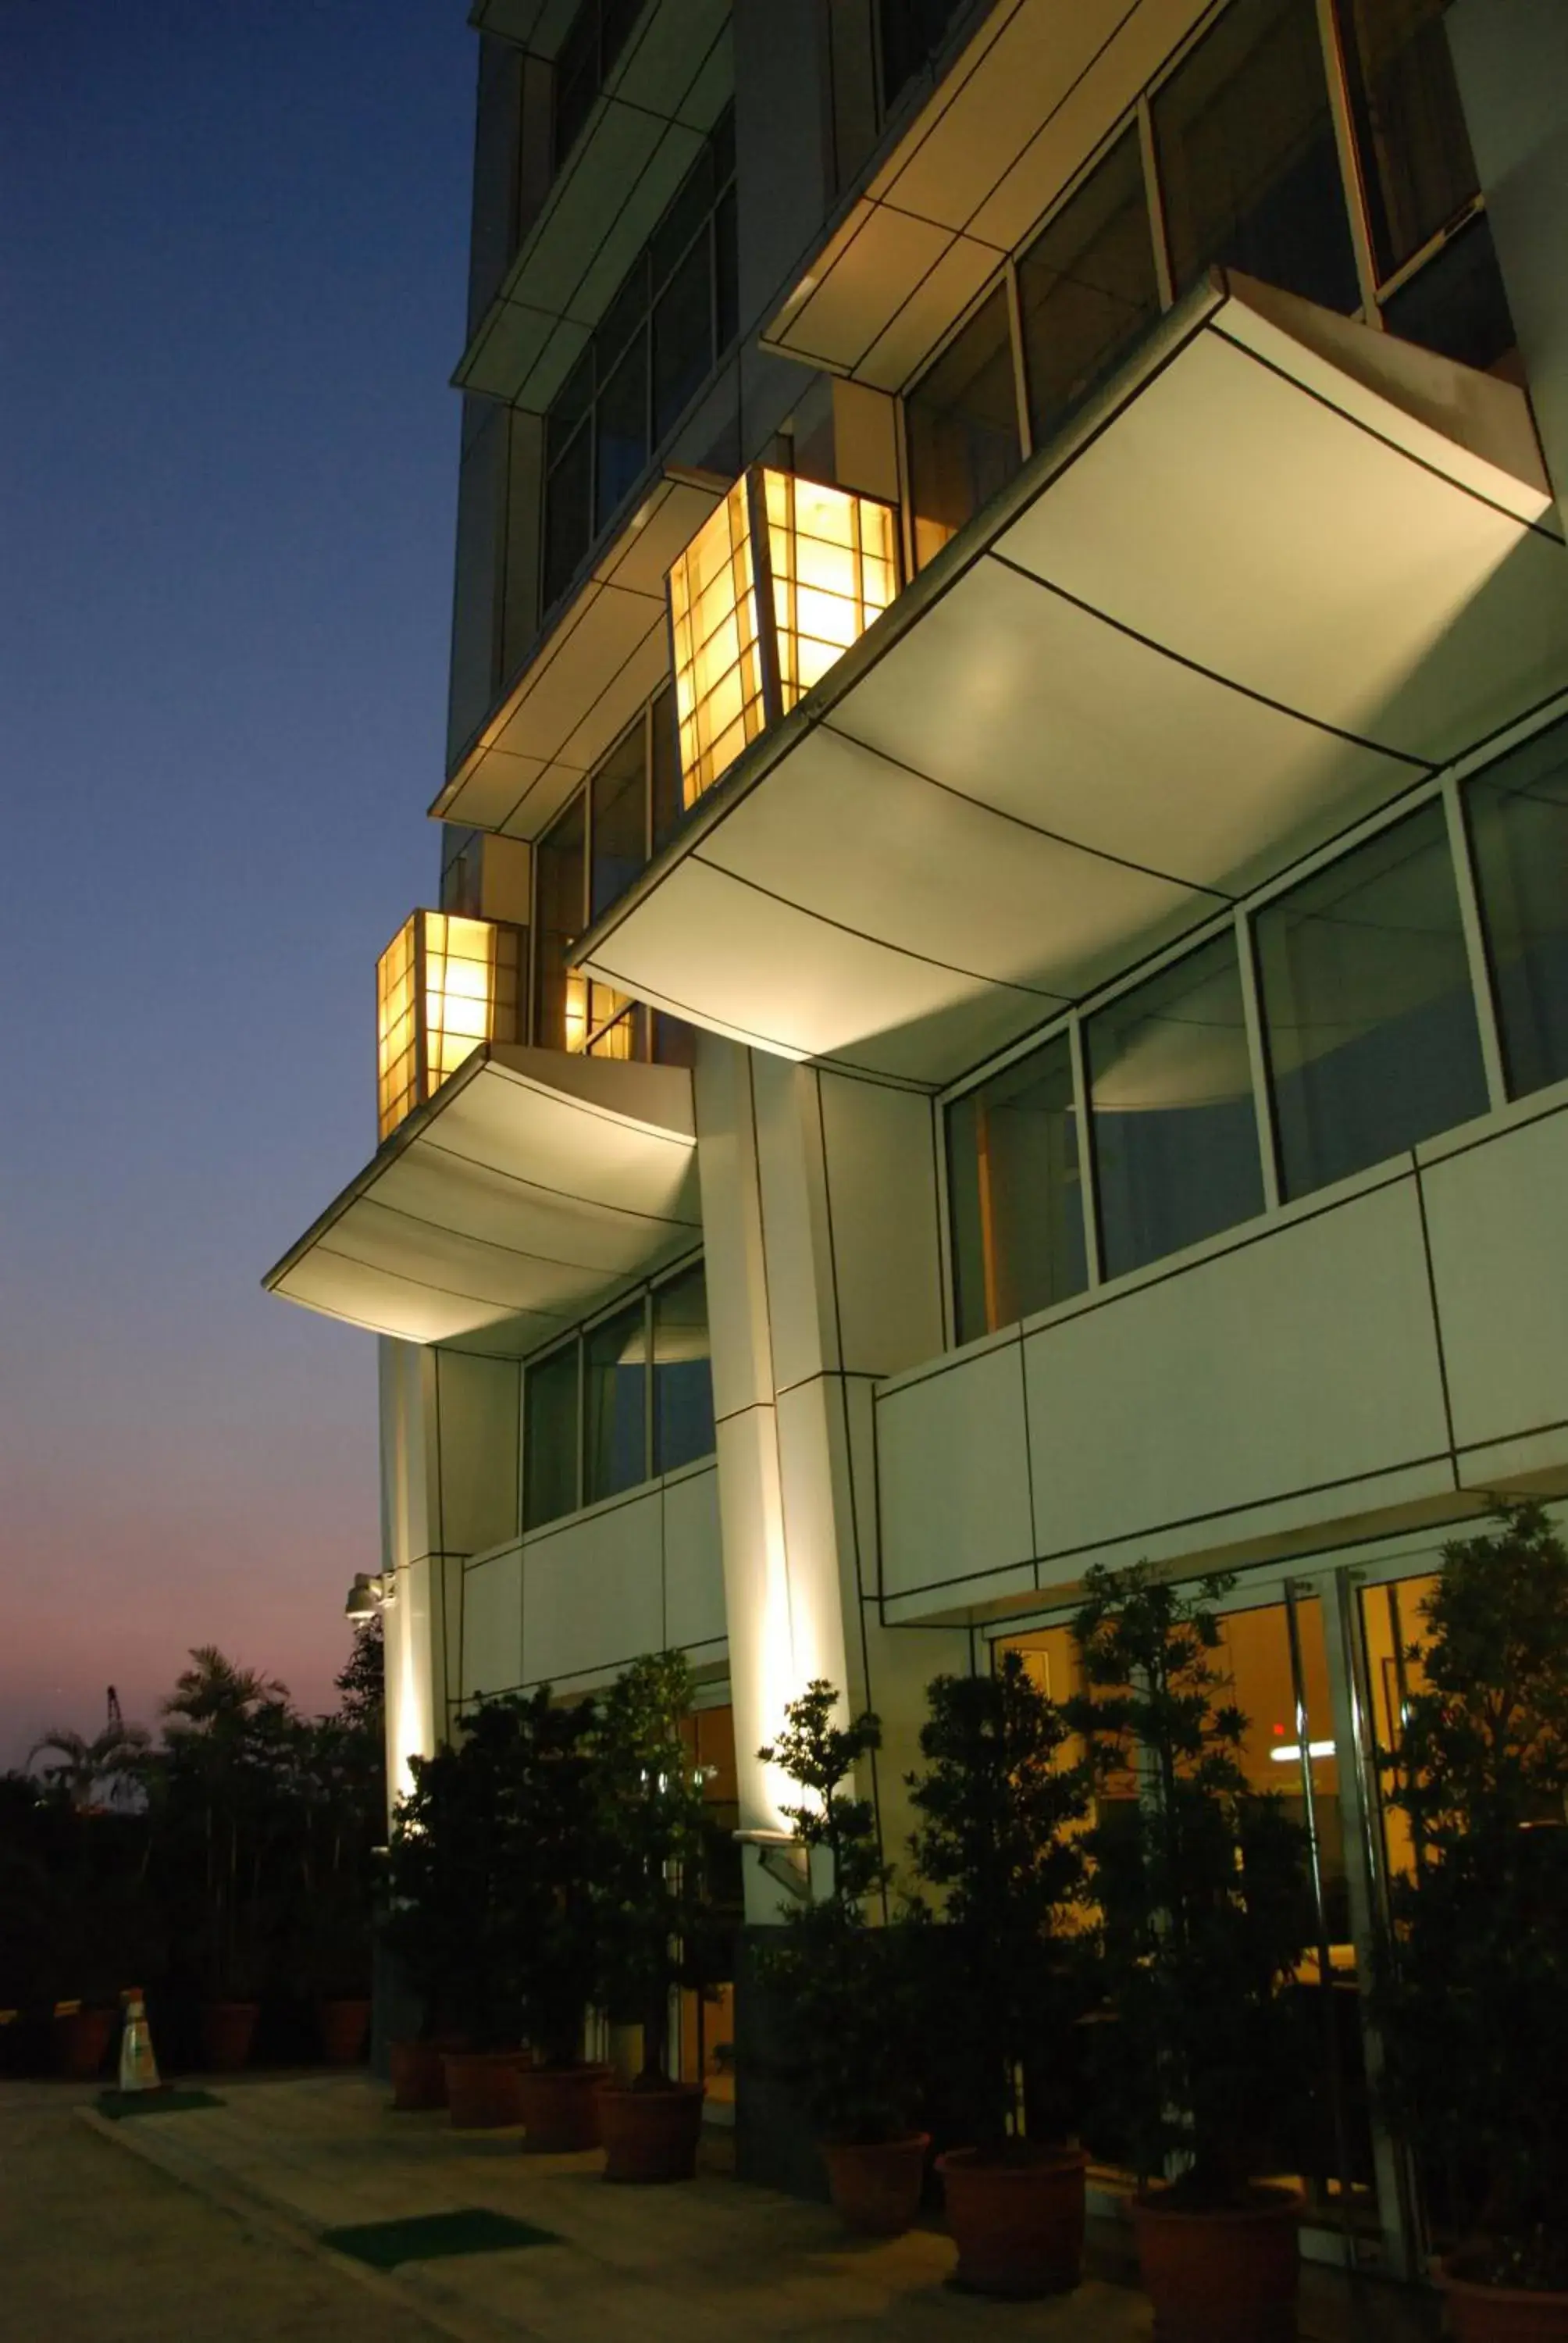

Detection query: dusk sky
(2, 6), (476, 1760)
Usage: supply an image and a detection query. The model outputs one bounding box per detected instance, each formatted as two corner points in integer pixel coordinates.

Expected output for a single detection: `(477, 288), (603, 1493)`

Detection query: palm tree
(27, 1720), (151, 1810)
(161, 1646), (289, 1731)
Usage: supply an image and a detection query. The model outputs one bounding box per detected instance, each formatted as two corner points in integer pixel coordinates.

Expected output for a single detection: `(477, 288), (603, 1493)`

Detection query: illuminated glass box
(666, 468), (899, 808)
(376, 911), (524, 1141)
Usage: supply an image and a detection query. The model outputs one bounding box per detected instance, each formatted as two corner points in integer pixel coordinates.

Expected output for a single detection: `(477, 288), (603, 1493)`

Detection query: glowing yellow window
(667, 468), (898, 810)
(375, 910), (524, 1140)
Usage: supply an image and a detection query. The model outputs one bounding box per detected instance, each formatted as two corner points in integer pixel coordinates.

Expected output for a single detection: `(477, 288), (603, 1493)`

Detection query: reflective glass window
(947, 1033), (1087, 1343)
(1153, 0), (1360, 314)
(1466, 722), (1568, 1099)
(590, 719), (648, 919)
(542, 422), (592, 612)
(1018, 127), (1161, 450)
(650, 682), (683, 849)
(906, 284), (1022, 569)
(525, 1343), (580, 1529)
(653, 1264), (715, 1473)
(533, 793), (586, 1050)
(1256, 802), (1488, 1199)
(594, 334), (648, 532)
(878, 0), (964, 117)
(1380, 211), (1516, 373)
(1333, 0), (1477, 281)
(585, 1301), (649, 1503)
(1089, 932), (1265, 1278)
(653, 234), (714, 441)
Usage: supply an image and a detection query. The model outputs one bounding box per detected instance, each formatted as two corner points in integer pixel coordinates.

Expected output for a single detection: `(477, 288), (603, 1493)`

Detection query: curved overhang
(263, 1045), (700, 1357)
(578, 272), (1568, 1089)
(433, 469), (725, 841)
(455, 0), (730, 408)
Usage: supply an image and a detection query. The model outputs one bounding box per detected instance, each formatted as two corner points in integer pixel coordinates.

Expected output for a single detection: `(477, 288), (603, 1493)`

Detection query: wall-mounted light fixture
(666, 468), (898, 809)
(344, 1571), (398, 1621)
(376, 909), (525, 1141)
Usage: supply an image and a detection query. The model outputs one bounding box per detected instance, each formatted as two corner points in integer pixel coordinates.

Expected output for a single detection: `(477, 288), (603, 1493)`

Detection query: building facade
(266, 0), (1568, 2277)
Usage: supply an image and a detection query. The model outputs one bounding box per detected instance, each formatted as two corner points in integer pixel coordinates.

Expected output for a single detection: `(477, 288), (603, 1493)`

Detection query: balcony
(576, 271), (1568, 1087)
(376, 909), (525, 1143)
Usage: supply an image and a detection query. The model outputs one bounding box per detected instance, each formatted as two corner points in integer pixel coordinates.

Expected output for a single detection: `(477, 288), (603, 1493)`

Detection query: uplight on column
(667, 468), (899, 810)
(375, 910), (524, 1140)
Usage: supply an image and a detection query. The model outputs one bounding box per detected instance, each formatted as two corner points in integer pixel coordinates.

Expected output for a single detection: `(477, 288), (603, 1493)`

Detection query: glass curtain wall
(906, 284), (1022, 567)
(1017, 127), (1162, 451)
(947, 1033), (1086, 1343)
(1466, 719), (1568, 1099)
(585, 1300), (650, 1504)
(653, 1261), (716, 1472)
(524, 1343), (581, 1530)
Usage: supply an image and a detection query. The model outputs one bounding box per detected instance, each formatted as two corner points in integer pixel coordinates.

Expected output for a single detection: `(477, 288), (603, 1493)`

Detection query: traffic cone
(117, 1987), (162, 2094)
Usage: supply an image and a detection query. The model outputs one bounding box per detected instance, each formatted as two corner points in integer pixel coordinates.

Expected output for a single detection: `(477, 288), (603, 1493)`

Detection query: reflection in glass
(1379, 210), (1516, 373)
(585, 1301), (649, 1503)
(1333, 0), (1477, 281)
(653, 1264), (715, 1473)
(534, 793), (586, 1051)
(590, 719), (647, 918)
(525, 1343), (580, 1530)
(906, 284), (1023, 569)
(594, 334), (649, 531)
(947, 1033), (1087, 1343)
(1466, 722), (1568, 1099)
(1089, 933), (1264, 1278)
(1256, 803), (1487, 1199)
(1153, 0), (1360, 314)
(653, 233), (713, 440)
(650, 683), (683, 848)
(543, 420), (592, 611)
(1018, 128), (1161, 450)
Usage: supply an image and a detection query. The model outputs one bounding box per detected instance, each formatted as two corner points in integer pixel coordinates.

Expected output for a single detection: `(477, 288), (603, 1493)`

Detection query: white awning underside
(433, 471), (723, 843)
(578, 274), (1568, 1089)
(264, 1047), (700, 1356)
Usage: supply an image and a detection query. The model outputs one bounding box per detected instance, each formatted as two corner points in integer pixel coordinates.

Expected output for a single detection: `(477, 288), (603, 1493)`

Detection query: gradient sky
(2, 5), (476, 1760)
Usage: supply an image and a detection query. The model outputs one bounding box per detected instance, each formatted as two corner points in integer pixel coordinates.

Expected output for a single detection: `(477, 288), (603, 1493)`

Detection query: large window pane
(542, 423), (592, 611)
(594, 332), (648, 531)
(650, 682), (683, 849)
(533, 792), (586, 1050)
(653, 1264), (715, 1474)
(946, 1033), (1087, 1343)
(1256, 803), (1488, 1200)
(906, 283), (1022, 569)
(1153, 0), (1360, 314)
(653, 234), (714, 442)
(585, 1301), (649, 1503)
(590, 719), (647, 918)
(1089, 933), (1264, 1278)
(525, 1343), (579, 1529)
(1380, 212), (1516, 373)
(1333, 0), (1477, 282)
(1018, 128), (1161, 450)
(1466, 722), (1568, 1099)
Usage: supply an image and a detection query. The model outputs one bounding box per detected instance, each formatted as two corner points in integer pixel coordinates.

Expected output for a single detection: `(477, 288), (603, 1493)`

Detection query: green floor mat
(98, 2088), (225, 2118)
(320, 2209), (562, 2270)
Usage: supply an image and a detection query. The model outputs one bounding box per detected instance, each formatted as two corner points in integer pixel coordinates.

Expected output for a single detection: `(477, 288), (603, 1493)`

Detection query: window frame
(521, 1250), (713, 1533)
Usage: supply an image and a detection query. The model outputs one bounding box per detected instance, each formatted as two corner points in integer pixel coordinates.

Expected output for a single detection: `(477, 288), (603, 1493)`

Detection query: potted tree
(383, 1696), (528, 2127)
(1069, 1565), (1312, 2343)
(907, 1653), (1094, 2295)
(591, 1653), (718, 2181)
(754, 1681), (927, 2234)
(1374, 1500), (1568, 2341)
(506, 1687), (613, 2150)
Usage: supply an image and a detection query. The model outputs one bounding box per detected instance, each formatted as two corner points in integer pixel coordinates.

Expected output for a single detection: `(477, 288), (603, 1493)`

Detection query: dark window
(584, 1300), (650, 1503)
(542, 419), (592, 612)
(1153, 0), (1360, 314)
(906, 284), (1022, 569)
(947, 1033), (1087, 1343)
(653, 1264), (715, 1473)
(1089, 931), (1265, 1278)
(594, 335), (649, 532)
(654, 234), (715, 442)
(1333, 0), (1478, 282)
(878, 0), (964, 118)
(1256, 801), (1488, 1200)
(533, 793), (586, 1049)
(553, 0), (642, 173)
(1018, 127), (1162, 451)
(590, 720), (648, 919)
(650, 683), (683, 850)
(524, 1343), (580, 1529)
(714, 184), (739, 351)
(1381, 211), (1516, 373)
(1466, 722), (1568, 1100)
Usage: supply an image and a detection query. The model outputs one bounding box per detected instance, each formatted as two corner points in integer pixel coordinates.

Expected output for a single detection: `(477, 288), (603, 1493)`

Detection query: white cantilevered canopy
(577, 272), (1568, 1088)
(433, 469), (725, 843)
(263, 1045), (700, 1357)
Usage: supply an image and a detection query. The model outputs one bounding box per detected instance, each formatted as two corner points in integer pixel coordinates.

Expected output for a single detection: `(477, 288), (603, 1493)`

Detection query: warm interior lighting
(667, 467), (898, 809)
(376, 909), (523, 1140)
(1270, 1740), (1336, 1763)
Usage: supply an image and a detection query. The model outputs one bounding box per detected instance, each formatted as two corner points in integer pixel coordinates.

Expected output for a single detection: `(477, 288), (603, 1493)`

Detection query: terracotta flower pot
(200, 1999), (260, 2073)
(597, 2081), (705, 2182)
(1132, 2183), (1302, 2343)
(937, 2145), (1089, 2296)
(1443, 2257), (1568, 2343)
(442, 2048), (525, 2129)
(389, 2038), (454, 2110)
(821, 2134), (930, 2237)
(57, 2006), (117, 2081)
(515, 2062), (612, 2151)
(318, 1998), (371, 2066)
